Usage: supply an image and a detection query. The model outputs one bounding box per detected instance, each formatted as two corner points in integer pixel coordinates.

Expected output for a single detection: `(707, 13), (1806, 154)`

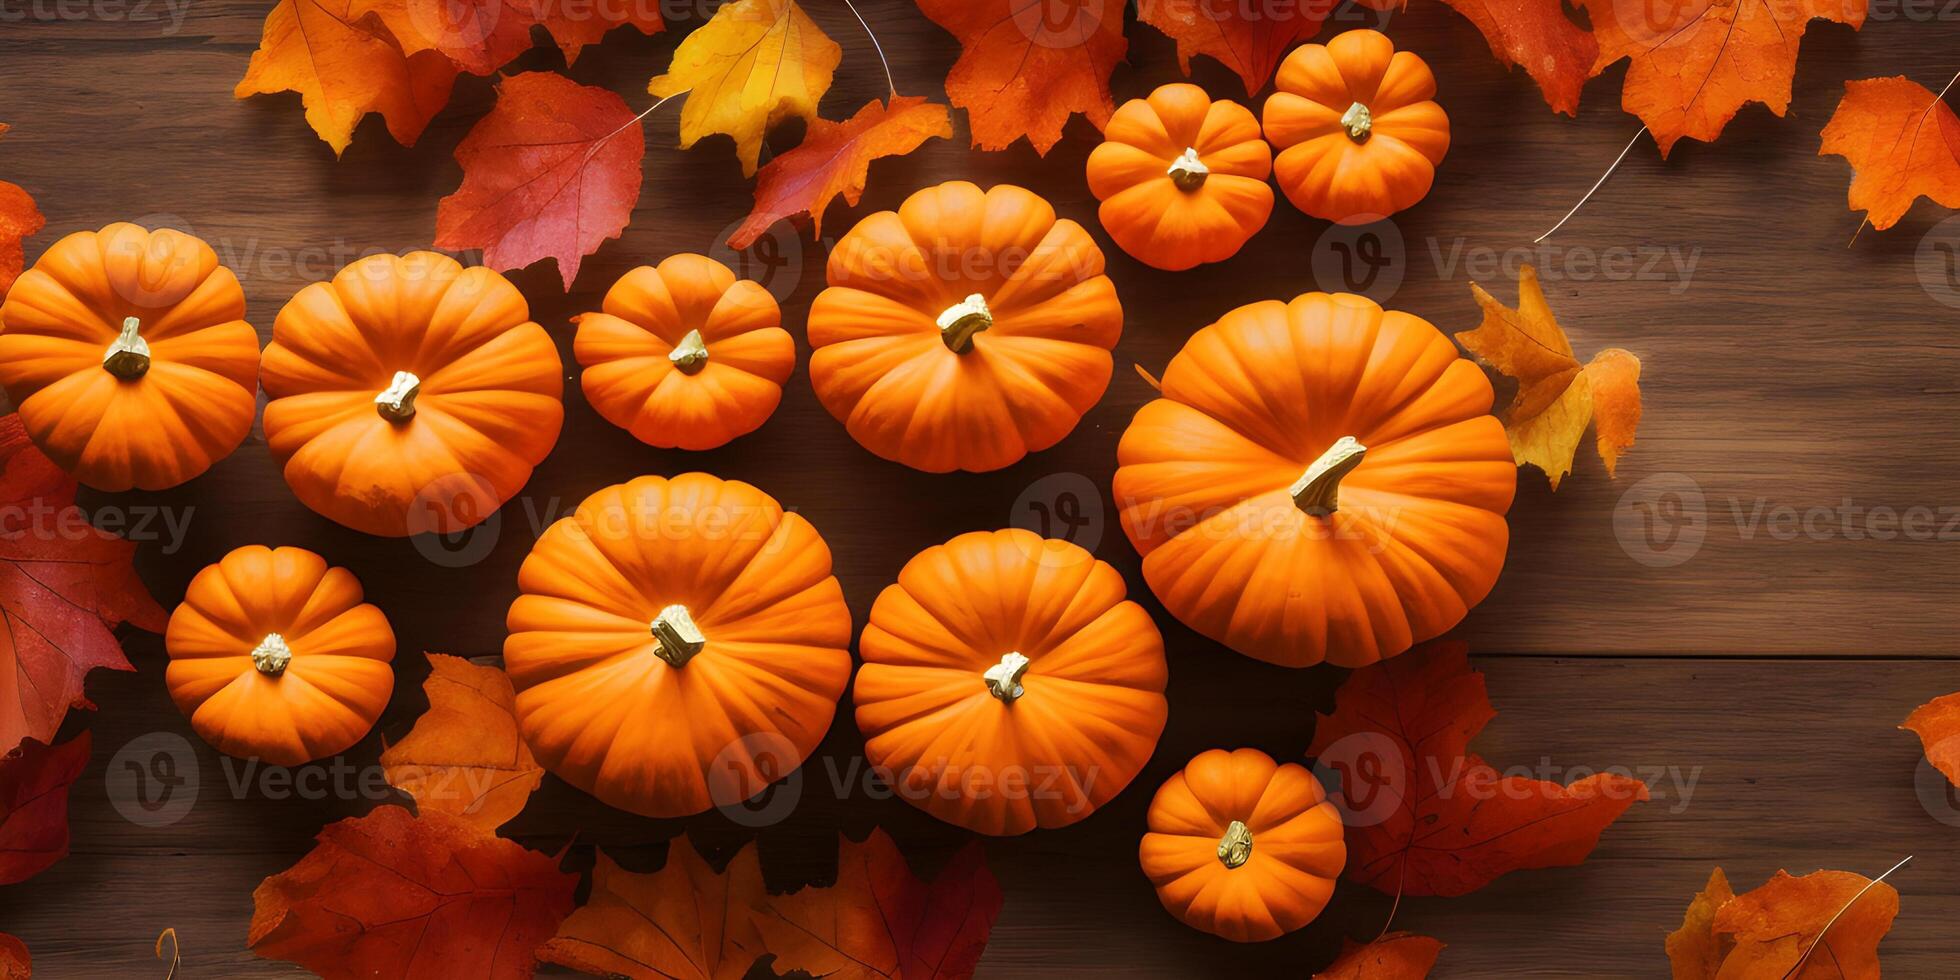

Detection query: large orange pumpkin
(854, 529), (1169, 835)
(0, 223), (260, 490)
(1139, 748), (1346, 943)
(503, 473), (853, 818)
(807, 181), (1122, 473)
(1262, 30), (1449, 223)
(261, 252), (563, 537)
(1085, 83), (1273, 272)
(573, 254), (794, 450)
(1113, 292), (1514, 668)
(164, 545), (396, 766)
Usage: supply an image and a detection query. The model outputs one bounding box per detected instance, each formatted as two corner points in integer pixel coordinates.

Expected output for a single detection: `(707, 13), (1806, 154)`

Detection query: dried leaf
(537, 838), (765, 980)
(1439, 0), (1598, 116)
(532, 0), (664, 64)
(1137, 0), (1328, 96)
(380, 653), (543, 832)
(915, 0), (1127, 154)
(0, 732), (90, 885)
(729, 96), (952, 249)
(1667, 867), (1899, 979)
(0, 126), (41, 300)
(234, 0), (459, 155)
(1902, 691), (1960, 788)
(647, 0), (841, 176)
(351, 0), (538, 76)
(1314, 932), (1444, 979)
(1820, 75), (1960, 232)
(1666, 868), (1736, 979)
(0, 933), (25, 980)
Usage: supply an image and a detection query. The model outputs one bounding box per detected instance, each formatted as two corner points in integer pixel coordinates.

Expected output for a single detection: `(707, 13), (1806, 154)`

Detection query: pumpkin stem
(1166, 147), (1209, 191)
(252, 633), (292, 676)
(1217, 820), (1253, 868)
(651, 604), (707, 668)
(1341, 102), (1373, 143)
(1290, 436), (1367, 517)
(102, 316), (152, 379)
(669, 329), (710, 374)
(983, 651), (1031, 703)
(937, 293), (993, 354)
(375, 370), (421, 423)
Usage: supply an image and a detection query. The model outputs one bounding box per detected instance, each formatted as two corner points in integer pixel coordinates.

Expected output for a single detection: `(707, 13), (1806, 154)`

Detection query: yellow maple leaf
(648, 0), (841, 176)
(1456, 264), (1643, 489)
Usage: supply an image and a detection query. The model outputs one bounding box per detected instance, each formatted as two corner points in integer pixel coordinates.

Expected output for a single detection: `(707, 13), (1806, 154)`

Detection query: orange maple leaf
(537, 838), (765, 980)
(1440, 0), (1598, 115)
(350, 0), (538, 76)
(1136, 0), (1329, 96)
(531, 0), (664, 65)
(1314, 932), (1444, 979)
(1902, 690), (1960, 788)
(235, 0), (459, 155)
(379, 653), (543, 833)
(915, 0), (1127, 154)
(1666, 867), (1900, 979)
(728, 95), (953, 250)
(1582, 0), (1865, 156)
(1820, 75), (1960, 232)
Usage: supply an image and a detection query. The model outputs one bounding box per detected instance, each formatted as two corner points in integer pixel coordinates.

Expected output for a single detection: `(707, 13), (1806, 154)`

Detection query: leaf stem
(1535, 127), (1648, 244)
(1778, 855), (1911, 980)
(839, 0), (897, 99)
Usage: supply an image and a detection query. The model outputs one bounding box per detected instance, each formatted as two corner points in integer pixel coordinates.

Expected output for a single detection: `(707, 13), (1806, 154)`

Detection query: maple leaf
(1456, 264), (1642, 489)
(1666, 868), (1736, 978)
(1306, 642), (1649, 897)
(915, 0), (1128, 154)
(235, 0), (460, 156)
(1439, 0), (1598, 115)
(0, 932), (25, 980)
(531, 0), (665, 65)
(537, 838), (766, 980)
(647, 0), (841, 176)
(351, 0), (539, 76)
(1313, 932), (1444, 979)
(435, 71), (644, 290)
(1901, 691), (1960, 788)
(1666, 867), (1899, 979)
(0, 125), (45, 300)
(1820, 75), (1960, 232)
(1136, 0), (1328, 97)
(380, 653), (543, 833)
(728, 95), (953, 250)
(0, 416), (166, 752)
(0, 732), (89, 885)
(1581, 0), (1865, 157)
(249, 805), (577, 980)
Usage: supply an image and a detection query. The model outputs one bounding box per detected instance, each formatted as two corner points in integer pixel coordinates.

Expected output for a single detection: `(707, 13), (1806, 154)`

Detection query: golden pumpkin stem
(1290, 436), (1367, 517)
(252, 633), (292, 676)
(1341, 102), (1373, 143)
(669, 329), (710, 374)
(102, 316), (152, 379)
(651, 604), (707, 668)
(937, 293), (993, 354)
(1217, 820), (1253, 869)
(375, 370), (421, 423)
(983, 651), (1031, 704)
(1166, 147), (1209, 191)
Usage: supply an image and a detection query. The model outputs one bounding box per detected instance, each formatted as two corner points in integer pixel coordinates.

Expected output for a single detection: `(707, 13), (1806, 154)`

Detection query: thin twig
(840, 0), (897, 99)
(602, 88), (690, 147)
(1536, 127), (1648, 244)
(1778, 855), (1912, 980)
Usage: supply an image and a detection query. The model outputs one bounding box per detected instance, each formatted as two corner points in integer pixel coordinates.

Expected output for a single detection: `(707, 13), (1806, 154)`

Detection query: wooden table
(4, 2), (1958, 975)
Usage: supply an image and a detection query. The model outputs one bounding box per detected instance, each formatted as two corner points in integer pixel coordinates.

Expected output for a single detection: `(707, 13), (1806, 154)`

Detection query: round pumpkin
(0, 223), (260, 491)
(503, 473), (852, 818)
(1262, 30), (1449, 223)
(1085, 83), (1273, 271)
(261, 252), (563, 537)
(1113, 292), (1514, 668)
(807, 181), (1122, 473)
(163, 545), (396, 766)
(854, 528), (1169, 835)
(1139, 748), (1346, 943)
(573, 254), (793, 450)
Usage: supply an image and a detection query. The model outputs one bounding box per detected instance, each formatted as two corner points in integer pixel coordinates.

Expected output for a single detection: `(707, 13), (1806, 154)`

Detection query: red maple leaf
(1137, 0), (1331, 96)
(0, 731), (89, 885)
(914, 0), (1127, 154)
(1440, 0), (1598, 116)
(728, 96), (953, 250)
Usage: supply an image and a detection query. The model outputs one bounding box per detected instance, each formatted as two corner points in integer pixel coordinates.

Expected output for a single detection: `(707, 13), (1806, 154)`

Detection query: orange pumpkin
(807, 181), (1122, 473)
(1113, 292), (1514, 668)
(163, 545), (396, 766)
(1262, 30), (1449, 223)
(573, 254), (793, 450)
(854, 529), (1169, 835)
(1139, 748), (1346, 943)
(261, 252), (563, 537)
(1085, 83), (1273, 271)
(0, 223), (260, 490)
(503, 473), (852, 818)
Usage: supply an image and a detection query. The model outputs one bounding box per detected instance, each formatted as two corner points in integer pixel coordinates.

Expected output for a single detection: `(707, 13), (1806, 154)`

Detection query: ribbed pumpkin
(1262, 30), (1449, 223)
(164, 545), (396, 766)
(1113, 292), (1514, 668)
(503, 473), (853, 818)
(807, 181), (1122, 473)
(0, 223), (260, 490)
(1085, 83), (1273, 271)
(854, 529), (1169, 835)
(261, 252), (563, 537)
(1139, 748), (1346, 943)
(573, 254), (794, 450)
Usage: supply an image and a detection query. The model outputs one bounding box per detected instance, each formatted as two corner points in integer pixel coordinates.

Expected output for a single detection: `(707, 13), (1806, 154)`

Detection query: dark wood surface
(3, 1), (1959, 976)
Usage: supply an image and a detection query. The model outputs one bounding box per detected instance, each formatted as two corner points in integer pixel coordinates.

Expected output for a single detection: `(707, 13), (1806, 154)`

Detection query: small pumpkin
(503, 473), (852, 818)
(0, 223), (260, 490)
(1262, 30), (1449, 223)
(854, 529), (1169, 835)
(164, 545), (396, 766)
(1139, 748), (1346, 943)
(573, 254), (794, 450)
(808, 181), (1122, 473)
(1085, 83), (1273, 271)
(1113, 292), (1514, 668)
(261, 252), (563, 537)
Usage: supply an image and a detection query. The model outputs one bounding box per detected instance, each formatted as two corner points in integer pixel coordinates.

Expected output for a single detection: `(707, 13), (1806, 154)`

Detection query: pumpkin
(573, 253), (794, 450)
(1113, 291), (1514, 668)
(163, 545), (396, 766)
(854, 528), (1169, 835)
(503, 473), (852, 818)
(1085, 83), (1273, 272)
(0, 223), (261, 491)
(1139, 748), (1346, 943)
(807, 181), (1122, 473)
(261, 252), (563, 537)
(1262, 30), (1449, 224)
